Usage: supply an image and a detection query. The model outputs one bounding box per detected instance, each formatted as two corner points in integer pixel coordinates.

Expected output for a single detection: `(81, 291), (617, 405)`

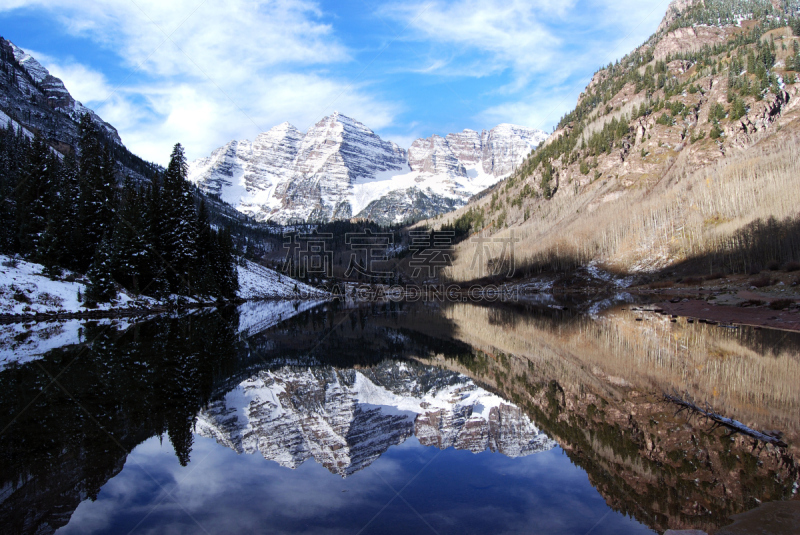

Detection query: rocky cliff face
(195, 361), (554, 477)
(441, 3), (800, 279)
(0, 37), (157, 181)
(415, 124), (547, 177)
(5, 42), (122, 145)
(189, 114), (547, 225)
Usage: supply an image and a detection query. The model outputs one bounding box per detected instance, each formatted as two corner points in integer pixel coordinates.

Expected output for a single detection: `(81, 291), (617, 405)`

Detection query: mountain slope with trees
(0, 115), (239, 305)
(431, 0), (800, 284)
(0, 37), (160, 183)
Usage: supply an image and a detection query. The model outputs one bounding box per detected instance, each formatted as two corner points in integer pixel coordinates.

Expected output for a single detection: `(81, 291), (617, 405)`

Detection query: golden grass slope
(432, 25), (800, 282)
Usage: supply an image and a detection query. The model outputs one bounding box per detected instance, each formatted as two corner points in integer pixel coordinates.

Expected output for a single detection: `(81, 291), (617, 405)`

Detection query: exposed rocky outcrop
(0, 37), (157, 181)
(2, 40), (122, 145)
(653, 25), (733, 60)
(657, 0), (702, 33)
(355, 187), (461, 224)
(727, 86), (796, 146)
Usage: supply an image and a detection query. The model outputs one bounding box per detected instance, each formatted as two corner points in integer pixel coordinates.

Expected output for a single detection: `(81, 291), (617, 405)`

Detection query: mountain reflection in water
(196, 362), (554, 477)
(0, 299), (797, 534)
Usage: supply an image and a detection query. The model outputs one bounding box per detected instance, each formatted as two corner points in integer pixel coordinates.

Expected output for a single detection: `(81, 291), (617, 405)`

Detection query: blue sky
(0, 0), (669, 164)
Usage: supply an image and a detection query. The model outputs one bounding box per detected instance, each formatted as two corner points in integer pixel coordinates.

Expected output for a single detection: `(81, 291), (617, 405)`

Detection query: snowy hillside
(0, 255), (328, 322)
(236, 259), (328, 300)
(189, 113), (548, 225)
(0, 255), (155, 316)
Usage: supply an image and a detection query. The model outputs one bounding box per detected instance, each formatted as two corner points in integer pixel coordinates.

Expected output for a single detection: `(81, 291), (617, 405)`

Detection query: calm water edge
(1, 300), (798, 534)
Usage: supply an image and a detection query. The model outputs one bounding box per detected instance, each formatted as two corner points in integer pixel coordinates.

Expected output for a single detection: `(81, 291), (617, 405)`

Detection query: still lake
(1, 299), (798, 534)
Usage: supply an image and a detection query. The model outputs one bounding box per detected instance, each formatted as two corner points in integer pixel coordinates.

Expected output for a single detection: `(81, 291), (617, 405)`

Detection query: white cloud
(477, 93), (570, 134)
(7, 0), (349, 77)
(383, 0), (572, 89)
(385, 0), (667, 131)
(1, 0), (671, 163)
(1, 0), (401, 164)
(386, 0), (666, 86)
(41, 61), (116, 104)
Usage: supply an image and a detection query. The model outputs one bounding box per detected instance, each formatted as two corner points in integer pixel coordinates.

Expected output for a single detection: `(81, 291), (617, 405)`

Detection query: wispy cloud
(13, 0), (350, 77)
(384, 0), (665, 86)
(2, 0), (400, 163)
(3, 0), (669, 162)
(381, 0), (572, 90)
(382, 0), (667, 129)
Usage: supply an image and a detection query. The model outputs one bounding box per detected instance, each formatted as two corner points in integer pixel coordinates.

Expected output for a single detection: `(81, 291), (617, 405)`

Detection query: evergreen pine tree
(85, 234), (116, 304)
(144, 179), (170, 298)
(213, 227), (238, 300)
(0, 121), (22, 253)
(17, 133), (55, 257)
(193, 200), (219, 298)
(111, 177), (150, 294)
(40, 152), (81, 273)
(77, 114), (116, 270)
(160, 144), (197, 295)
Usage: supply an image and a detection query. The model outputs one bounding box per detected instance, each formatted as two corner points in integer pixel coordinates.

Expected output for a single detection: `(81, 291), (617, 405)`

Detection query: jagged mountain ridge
(0, 37), (158, 181)
(6, 42), (121, 144)
(195, 361), (555, 477)
(188, 113), (548, 225)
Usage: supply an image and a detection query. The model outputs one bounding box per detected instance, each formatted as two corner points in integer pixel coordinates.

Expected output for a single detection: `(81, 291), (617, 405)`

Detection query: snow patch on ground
(0, 255), (159, 316)
(236, 259), (329, 300)
(0, 255), (327, 320)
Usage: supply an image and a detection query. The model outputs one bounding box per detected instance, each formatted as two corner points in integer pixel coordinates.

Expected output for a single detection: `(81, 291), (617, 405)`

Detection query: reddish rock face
(654, 26), (734, 60)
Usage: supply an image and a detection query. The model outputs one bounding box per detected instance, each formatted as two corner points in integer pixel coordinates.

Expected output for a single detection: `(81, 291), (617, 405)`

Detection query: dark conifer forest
(0, 114), (238, 303)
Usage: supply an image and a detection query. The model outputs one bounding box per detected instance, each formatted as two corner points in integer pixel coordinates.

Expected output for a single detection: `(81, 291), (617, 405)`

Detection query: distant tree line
(0, 114), (238, 304)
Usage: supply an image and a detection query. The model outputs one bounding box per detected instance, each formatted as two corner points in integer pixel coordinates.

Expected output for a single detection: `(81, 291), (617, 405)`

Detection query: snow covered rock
(189, 114), (548, 225)
(195, 361), (555, 477)
(4, 40), (122, 145)
(409, 124), (547, 178)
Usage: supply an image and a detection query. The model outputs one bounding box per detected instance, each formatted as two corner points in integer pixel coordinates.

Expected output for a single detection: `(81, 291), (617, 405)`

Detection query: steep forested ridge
(0, 36), (160, 183)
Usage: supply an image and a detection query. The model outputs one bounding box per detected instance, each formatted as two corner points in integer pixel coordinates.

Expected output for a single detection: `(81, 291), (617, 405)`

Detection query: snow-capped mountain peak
(188, 114), (548, 225)
(7, 41), (123, 145)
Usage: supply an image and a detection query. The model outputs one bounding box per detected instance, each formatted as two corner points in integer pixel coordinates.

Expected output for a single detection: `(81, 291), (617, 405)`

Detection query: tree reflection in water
(0, 300), (797, 534)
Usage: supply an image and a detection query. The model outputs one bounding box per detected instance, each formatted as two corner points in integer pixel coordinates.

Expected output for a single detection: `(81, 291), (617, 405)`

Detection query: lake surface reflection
(1, 300), (798, 534)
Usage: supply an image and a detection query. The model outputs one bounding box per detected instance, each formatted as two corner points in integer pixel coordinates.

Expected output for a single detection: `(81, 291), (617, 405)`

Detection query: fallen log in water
(663, 393), (788, 448)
